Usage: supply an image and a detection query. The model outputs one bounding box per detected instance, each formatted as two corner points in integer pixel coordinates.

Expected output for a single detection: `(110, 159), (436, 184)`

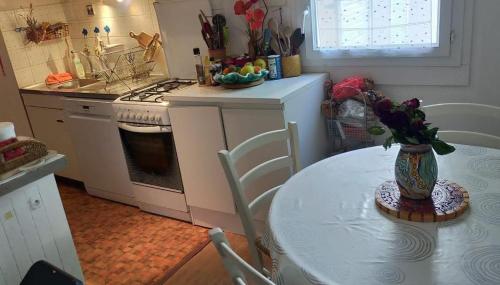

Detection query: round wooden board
(221, 78), (265, 89)
(375, 179), (470, 222)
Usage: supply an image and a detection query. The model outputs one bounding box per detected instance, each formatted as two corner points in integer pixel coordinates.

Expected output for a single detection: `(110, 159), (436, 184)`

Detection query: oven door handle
(118, 122), (172, 133)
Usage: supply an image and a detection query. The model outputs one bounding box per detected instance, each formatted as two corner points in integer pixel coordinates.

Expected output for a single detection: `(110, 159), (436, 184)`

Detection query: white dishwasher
(63, 97), (135, 205)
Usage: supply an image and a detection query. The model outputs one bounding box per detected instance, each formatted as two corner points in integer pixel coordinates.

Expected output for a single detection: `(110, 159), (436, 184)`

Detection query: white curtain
(314, 0), (440, 50)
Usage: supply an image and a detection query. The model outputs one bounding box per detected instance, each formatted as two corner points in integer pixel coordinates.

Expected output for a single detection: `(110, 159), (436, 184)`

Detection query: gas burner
(120, 79), (196, 103)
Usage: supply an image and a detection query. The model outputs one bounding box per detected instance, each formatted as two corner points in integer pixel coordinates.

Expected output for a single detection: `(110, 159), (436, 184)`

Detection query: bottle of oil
(193, 48), (205, 85)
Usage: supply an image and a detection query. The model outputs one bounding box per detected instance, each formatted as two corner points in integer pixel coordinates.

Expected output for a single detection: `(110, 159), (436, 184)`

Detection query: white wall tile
(25, 45), (46, 65)
(14, 67), (34, 87)
(8, 48), (29, 69)
(0, 11), (18, 32)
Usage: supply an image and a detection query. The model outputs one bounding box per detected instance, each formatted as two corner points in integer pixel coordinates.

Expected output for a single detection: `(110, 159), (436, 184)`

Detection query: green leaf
(383, 136), (394, 149)
(424, 127), (439, 138)
(414, 109), (426, 120)
(405, 137), (420, 145)
(367, 126), (386, 136)
(431, 139), (456, 155)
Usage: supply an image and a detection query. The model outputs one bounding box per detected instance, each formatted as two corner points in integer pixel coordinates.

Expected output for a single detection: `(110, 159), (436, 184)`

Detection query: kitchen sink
(57, 79), (106, 90)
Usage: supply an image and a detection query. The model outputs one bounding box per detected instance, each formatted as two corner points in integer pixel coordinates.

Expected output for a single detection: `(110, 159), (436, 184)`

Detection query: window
(293, 0), (473, 86)
(310, 0), (453, 58)
(314, 0), (440, 50)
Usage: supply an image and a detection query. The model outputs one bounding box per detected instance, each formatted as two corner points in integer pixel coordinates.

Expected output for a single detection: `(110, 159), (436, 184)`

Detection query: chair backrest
(422, 103), (500, 149)
(21, 260), (83, 285)
(218, 121), (301, 272)
(209, 228), (275, 285)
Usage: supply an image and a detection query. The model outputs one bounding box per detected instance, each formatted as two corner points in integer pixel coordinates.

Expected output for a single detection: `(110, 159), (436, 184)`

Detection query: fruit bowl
(214, 70), (269, 85)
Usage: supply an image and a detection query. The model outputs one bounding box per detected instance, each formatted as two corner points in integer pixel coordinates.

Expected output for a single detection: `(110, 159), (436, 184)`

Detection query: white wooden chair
(209, 228), (276, 285)
(218, 121), (301, 273)
(422, 103), (500, 149)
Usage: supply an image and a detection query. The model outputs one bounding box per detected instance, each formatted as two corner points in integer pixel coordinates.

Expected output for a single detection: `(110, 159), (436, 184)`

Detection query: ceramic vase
(395, 144), (438, 199)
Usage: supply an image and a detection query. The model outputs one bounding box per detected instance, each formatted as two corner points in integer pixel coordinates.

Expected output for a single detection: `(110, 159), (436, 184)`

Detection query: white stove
(111, 78), (196, 221)
(112, 79), (196, 125)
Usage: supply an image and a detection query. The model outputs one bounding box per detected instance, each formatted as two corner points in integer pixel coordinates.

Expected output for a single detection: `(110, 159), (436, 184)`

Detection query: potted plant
(368, 98), (455, 200)
(234, 0), (269, 58)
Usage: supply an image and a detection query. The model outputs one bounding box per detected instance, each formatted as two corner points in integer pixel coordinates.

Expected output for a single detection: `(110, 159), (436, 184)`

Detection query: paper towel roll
(0, 122), (16, 141)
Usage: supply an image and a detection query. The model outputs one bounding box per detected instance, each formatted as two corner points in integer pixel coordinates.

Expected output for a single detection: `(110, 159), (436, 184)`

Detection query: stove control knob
(155, 115), (162, 122)
(117, 112), (123, 119)
(145, 114), (152, 121)
(123, 112), (129, 119)
(130, 113), (136, 120)
(136, 113), (143, 120)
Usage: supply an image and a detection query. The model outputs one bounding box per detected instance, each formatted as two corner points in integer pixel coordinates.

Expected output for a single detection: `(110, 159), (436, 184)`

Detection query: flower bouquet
(368, 98), (455, 199)
(368, 98), (455, 155)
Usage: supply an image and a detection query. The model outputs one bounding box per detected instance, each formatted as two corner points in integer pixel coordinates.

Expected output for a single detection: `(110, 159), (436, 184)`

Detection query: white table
(267, 145), (500, 285)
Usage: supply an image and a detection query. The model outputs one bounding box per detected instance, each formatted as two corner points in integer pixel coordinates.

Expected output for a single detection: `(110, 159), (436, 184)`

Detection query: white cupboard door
(168, 106), (235, 214)
(0, 175), (83, 283)
(25, 106), (82, 181)
(221, 108), (289, 219)
(64, 113), (133, 198)
(0, 222), (21, 284)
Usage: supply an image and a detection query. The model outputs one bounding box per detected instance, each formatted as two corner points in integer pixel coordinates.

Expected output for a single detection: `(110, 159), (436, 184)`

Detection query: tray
(375, 179), (470, 222)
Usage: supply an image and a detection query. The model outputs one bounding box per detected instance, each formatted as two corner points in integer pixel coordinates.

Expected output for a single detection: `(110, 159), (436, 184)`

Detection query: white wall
(211, 0), (500, 136)
(373, 0), (500, 136)
(0, 0), (70, 87)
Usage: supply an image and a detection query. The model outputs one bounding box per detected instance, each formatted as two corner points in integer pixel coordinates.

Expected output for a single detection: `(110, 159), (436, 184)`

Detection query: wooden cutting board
(129, 32), (162, 49)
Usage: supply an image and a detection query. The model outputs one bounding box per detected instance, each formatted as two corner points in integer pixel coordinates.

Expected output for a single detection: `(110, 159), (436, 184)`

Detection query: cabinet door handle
(56, 119), (64, 123)
(0, 55), (6, 76)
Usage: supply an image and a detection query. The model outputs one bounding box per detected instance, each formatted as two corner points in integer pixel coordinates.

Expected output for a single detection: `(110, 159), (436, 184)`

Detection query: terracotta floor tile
(58, 181), (209, 285)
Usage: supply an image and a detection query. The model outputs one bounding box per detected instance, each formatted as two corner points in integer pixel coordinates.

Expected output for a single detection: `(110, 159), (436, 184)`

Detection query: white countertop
(0, 153), (66, 195)
(165, 73), (329, 105)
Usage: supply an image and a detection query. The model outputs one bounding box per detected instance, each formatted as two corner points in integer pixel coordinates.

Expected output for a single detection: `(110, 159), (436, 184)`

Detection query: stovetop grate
(120, 79), (196, 102)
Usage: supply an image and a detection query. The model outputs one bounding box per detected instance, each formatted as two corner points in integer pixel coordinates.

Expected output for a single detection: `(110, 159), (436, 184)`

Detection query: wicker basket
(0, 139), (48, 175)
(323, 92), (377, 154)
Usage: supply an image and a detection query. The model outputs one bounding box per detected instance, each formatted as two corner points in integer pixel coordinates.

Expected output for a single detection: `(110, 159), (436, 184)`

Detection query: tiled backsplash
(0, 0), (70, 87)
(1, 0), (285, 88)
(0, 0), (166, 88)
(64, 0), (167, 77)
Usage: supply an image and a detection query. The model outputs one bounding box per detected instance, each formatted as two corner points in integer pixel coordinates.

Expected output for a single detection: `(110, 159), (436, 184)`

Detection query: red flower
(253, 8), (265, 21)
(234, 0), (246, 15)
(403, 98), (420, 109)
(374, 98), (393, 116)
(245, 8), (265, 31)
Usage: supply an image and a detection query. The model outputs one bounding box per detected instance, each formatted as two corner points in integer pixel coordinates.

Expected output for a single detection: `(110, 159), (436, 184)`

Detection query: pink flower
(253, 8), (265, 21)
(245, 8), (265, 31)
(234, 0), (246, 15)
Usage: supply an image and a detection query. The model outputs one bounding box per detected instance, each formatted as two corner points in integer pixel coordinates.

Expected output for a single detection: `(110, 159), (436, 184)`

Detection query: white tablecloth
(268, 145), (500, 285)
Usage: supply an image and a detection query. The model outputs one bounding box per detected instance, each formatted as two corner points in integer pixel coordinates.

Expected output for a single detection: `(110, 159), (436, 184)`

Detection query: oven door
(118, 122), (183, 192)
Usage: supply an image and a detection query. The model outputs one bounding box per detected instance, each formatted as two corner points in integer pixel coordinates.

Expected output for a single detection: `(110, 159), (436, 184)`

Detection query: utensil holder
(282, 55), (301, 78)
(208, 48), (226, 60)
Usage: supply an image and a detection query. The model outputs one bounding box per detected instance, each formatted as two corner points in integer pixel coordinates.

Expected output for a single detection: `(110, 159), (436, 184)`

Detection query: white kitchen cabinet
(22, 94), (82, 181)
(168, 106), (235, 215)
(0, 174), (83, 284)
(167, 74), (329, 233)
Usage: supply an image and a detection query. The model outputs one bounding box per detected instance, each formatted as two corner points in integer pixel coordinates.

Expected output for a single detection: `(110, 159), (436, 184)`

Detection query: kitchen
(1, 0), (500, 284)
(1, 0), (328, 283)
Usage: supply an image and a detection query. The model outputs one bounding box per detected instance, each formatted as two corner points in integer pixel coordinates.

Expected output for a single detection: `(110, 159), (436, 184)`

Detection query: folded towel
(0, 138), (25, 162)
(45, 72), (73, 85)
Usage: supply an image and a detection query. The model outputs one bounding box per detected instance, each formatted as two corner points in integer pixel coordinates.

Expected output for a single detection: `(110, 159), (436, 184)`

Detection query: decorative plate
(375, 179), (470, 222)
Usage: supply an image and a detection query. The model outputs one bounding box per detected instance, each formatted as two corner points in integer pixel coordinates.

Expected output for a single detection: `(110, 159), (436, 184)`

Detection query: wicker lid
(0, 122), (15, 141)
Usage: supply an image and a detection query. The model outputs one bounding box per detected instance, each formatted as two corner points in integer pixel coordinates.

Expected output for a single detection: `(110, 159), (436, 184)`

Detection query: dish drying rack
(85, 46), (156, 84)
(325, 89), (377, 154)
